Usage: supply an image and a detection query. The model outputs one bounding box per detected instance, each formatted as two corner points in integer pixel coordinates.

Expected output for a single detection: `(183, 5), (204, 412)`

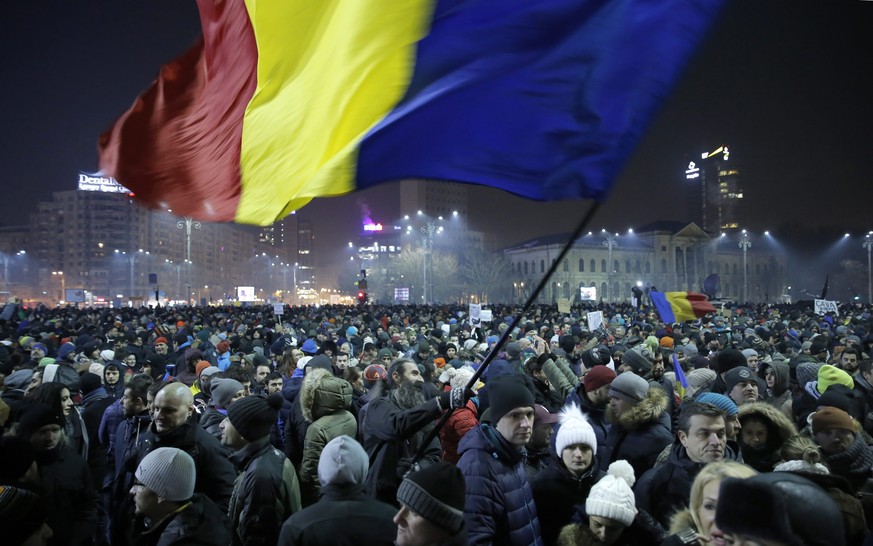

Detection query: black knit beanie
(397, 462), (466, 534)
(487, 375), (534, 425)
(716, 348), (747, 375)
(16, 403), (64, 439)
(227, 393), (283, 441)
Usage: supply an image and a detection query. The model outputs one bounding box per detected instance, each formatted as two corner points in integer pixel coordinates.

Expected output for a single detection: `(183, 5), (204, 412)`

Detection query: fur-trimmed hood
(667, 508), (697, 536)
(299, 368), (352, 422)
(738, 401), (797, 442)
(616, 385), (669, 431)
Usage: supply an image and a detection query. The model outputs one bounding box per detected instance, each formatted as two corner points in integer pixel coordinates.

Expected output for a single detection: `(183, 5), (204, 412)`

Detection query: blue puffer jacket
(457, 424), (544, 546)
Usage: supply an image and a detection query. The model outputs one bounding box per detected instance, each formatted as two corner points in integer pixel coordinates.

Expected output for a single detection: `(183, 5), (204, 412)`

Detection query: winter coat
(363, 392), (443, 505)
(556, 513), (662, 546)
(759, 360), (792, 418)
(98, 399), (125, 481)
(599, 386), (673, 479)
(635, 441), (710, 533)
(737, 402), (797, 473)
(793, 382), (821, 430)
(524, 446), (553, 481)
(130, 494), (230, 546)
(661, 509), (704, 546)
(532, 377), (564, 413)
(112, 411), (151, 479)
(80, 387), (115, 485)
(457, 424), (543, 546)
(565, 387), (609, 450)
(782, 470), (869, 545)
(277, 483), (397, 546)
(298, 369), (357, 506)
(531, 456), (604, 546)
(270, 397), (293, 451)
(199, 405), (226, 441)
(853, 374), (873, 435)
(129, 421), (236, 513)
(284, 391), (311, 470)
(35, 439), (99, 546)
(228, 438), (302, 546)
(440, 399), (479, 464)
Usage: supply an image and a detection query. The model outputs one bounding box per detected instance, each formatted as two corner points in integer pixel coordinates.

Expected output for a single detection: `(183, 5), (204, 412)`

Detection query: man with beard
(811, 406), (873, 494)
(564, 363), (615, 451)
(634, 403), (730, 533)
(649, 348), (677, 430)
(840, 347), (862, 377)
(363, 358), (469, 505)
(600, 372), (672, 479)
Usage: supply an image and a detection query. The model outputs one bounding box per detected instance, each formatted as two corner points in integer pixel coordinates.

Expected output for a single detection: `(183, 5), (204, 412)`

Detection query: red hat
(154, 337), (168, 346)
(583, 365), (616, 392)
(534, 404), (559, 425)
(195, 361), (212, 377)
(363, 364), (387, 382)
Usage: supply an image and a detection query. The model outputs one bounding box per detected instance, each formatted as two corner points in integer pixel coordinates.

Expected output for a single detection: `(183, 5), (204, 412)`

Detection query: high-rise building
(259, 211), (297, 263)
(26, 174), (273, 305)
(296, 218), (316, 303)
(685, 146), (746, 234)
(399, 179), (469, 220)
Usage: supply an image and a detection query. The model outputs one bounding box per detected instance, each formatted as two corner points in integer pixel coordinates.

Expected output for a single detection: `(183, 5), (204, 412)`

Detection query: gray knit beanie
(608, 372), (649, 404)
(211, 378), (244, 409)
(317, 435), (369, 487)
(135, 447), (195, 501)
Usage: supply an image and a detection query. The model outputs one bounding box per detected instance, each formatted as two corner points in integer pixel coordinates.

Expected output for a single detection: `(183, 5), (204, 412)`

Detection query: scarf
(826, 434), (873, 483)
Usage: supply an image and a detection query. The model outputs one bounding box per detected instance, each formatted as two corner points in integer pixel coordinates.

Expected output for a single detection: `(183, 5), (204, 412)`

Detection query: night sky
(3, 1), (873, 282)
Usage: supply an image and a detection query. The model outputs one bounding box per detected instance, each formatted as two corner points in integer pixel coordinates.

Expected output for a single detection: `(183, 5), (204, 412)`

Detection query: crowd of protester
(1, 299), (873, 545)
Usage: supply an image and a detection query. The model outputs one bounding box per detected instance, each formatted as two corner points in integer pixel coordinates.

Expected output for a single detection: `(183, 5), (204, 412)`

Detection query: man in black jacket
(363, 358), (468, 505)
(129, 447), (229, 546)
(222, 393), (301, 545)
(634, 402), (729, 533)
(112, 383), (235, 542)
(278, 436), (396, 545)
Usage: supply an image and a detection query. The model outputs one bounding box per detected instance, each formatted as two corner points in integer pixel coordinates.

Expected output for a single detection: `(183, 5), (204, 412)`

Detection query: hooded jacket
(759, 360), (792, 418)
(277, 437), (397, 546)
(440, 394), (479, 464)
(599, 386), (673, 479)
(298, 368), (357, 506)
(457, 424), (543, 546)
(737, 401), (797, 473)
(228, 438), (302, 546)
(531, 452), (604, 546)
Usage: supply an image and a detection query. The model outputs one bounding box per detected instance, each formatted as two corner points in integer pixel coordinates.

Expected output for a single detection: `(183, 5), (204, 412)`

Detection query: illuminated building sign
(363, 223), (383, 232)
(685, 162), (700, 180)
(78, 174), (132, 194)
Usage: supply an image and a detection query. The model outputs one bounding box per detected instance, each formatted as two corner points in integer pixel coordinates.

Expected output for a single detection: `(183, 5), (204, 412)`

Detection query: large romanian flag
(651, 291), (717, 324)
(98, 0), (724, 225)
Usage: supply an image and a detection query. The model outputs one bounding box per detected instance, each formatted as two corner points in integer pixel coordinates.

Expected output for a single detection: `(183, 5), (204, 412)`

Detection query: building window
(645, 261), (651, 274)
(579, 258), (585, 272)
(601, 259), (606, 273)
(524, 262), (528, 274)
(614, 260), (620, 274)
(625, 260), (631, 274)
(661, 259), (667, 274)
(563, 259), (569, 272)
(590, 259), (596, 272)
(540, 260), (545, 273)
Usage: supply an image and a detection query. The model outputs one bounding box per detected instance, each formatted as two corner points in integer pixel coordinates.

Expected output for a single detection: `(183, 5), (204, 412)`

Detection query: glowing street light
(602, 230), (619, 303)
(863, 233), (873, 304)
(738, 230), (751, 303)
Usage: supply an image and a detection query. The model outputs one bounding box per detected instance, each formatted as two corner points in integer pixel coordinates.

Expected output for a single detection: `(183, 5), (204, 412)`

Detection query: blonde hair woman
(661, 461), (756, 546)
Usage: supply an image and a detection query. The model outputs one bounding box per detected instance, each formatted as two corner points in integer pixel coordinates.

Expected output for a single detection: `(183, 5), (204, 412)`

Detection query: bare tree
(459, 250), (513, 303)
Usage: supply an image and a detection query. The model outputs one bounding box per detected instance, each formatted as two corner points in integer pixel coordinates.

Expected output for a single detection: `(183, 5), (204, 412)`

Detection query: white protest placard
(587, 310), (604, 331)
(480, 309), (493, 322)
(557, 298), (571, 314)
(814, 299), (838, 315)
(469, 303), (481, 326)
(273, 303), (284, 315)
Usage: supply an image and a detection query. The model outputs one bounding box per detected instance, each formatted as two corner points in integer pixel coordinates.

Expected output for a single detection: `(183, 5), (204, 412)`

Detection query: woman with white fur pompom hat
(556, 460), (662, 546)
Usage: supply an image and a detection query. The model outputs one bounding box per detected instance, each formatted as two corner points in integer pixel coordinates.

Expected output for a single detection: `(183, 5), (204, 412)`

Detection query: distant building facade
(505, 222), (786, 304)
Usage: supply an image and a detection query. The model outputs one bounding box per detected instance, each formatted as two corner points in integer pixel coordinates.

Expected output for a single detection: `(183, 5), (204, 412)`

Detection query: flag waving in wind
(98, 0), (725, 225)
(650, 291), (717, 324)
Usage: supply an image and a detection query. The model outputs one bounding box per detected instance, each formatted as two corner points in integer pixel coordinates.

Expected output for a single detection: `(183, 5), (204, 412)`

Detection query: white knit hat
(556, 403), (597, 456)
(135, 447), (196, 502)
(585, 460), (637, 526)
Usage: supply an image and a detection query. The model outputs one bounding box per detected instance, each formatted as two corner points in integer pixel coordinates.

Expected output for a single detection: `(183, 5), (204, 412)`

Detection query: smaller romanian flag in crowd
(672, 352), (688, 400)
(650, 291), (716, 324)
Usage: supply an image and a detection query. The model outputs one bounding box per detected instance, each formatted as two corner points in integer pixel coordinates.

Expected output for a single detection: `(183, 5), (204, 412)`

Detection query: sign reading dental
(78, 173), (132, 194)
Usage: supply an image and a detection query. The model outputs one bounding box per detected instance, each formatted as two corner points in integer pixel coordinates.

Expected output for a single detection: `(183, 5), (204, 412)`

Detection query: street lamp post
(405, 212), (444, 304)
(738, 230), (751, 303)
(602, 231), (618, 303)
(51, 271), (64, 304)
(863, 233), (873, 304)
(177, 217), (201, 304)
(2, 250), (25, 295)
